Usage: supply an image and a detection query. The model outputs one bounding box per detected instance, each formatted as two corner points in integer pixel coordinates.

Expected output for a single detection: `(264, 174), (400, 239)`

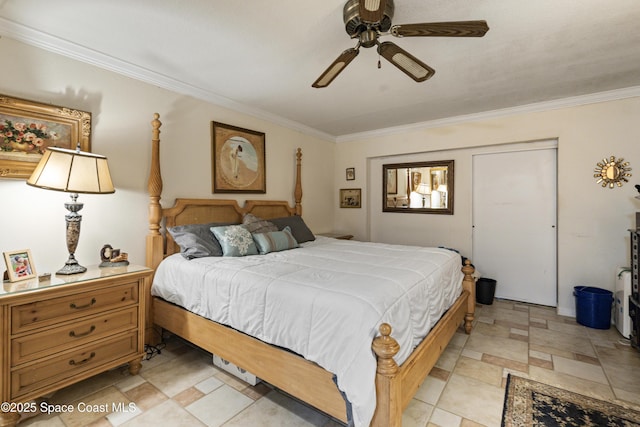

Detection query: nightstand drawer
(11, 282), (139, 334)
(11, 306), (138, 366)
(11, 331), (138, 400)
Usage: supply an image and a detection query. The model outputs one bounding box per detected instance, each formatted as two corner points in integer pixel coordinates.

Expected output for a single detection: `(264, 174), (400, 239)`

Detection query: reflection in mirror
(383, 160), (454, 214)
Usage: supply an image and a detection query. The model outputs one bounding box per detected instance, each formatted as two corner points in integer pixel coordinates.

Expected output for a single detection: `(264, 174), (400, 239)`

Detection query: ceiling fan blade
(359, 0), (387, 24)
(312, 48), (359, 88)
(391, 20), (489, 38)
(378, 41), (434, 82)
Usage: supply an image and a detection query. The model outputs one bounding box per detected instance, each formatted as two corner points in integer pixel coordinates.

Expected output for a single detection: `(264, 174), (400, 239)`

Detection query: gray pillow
(167, 222), (231, 259)
(243, 213), (278, 234)
(269, 216), (315, 243)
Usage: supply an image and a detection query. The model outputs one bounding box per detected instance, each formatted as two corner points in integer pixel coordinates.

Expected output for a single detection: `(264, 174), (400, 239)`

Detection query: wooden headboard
(145, 113), (303, 270)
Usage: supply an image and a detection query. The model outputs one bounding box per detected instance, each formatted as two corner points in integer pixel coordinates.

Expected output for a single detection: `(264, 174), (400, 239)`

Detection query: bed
(144, 113), (476, 426)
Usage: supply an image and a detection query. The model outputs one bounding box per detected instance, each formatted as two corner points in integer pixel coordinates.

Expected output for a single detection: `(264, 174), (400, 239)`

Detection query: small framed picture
(3, 249), (37, 282)
(346, 167), (355, 181)
(340, 188), (362, 208)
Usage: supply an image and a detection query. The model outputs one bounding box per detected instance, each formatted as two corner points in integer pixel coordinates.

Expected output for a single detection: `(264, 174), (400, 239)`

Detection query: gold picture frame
(0, 94), (91, 179)
(211, 121), (266, 193)
(340, 188), (361, 208)
(3, 249), (37, 282)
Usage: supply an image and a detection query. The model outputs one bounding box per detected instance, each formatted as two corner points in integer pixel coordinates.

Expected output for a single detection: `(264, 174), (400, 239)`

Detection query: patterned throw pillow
(210, 225), (258, 257)
(252, 226), (299, 254)
(242, 213), (278, 234)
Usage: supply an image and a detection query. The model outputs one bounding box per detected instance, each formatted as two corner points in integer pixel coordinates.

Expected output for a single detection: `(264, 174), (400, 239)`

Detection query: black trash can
(476, 278), (497, 305)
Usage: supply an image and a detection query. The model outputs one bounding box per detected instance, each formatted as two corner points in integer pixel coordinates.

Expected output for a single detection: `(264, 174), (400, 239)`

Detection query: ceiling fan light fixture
(360, 0), (387, 24)
(345, 0), (394, 34)
(363, 0), (381, 12)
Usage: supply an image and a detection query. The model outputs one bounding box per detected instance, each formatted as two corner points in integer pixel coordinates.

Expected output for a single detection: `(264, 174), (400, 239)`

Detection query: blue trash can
(573, 286), (613, 329)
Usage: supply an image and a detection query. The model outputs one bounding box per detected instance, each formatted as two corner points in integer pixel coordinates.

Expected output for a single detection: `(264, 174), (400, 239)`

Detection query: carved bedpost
(462, 259), (476, 333)
(146, 113), (163, 270)
(294, 147), (303, 216)
(371, 323), (402, 427)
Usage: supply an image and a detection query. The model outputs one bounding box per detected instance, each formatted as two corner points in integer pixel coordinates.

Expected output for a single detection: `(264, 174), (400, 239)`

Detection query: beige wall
(334, 97), (640, 315)
(3, 35), (638, 318)
(0, 38), (335, 276)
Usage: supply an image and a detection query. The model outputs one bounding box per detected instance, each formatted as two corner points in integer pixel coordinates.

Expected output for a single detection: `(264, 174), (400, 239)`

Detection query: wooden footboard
(153, 297), (349, 422)
(371, 260), (475, 426)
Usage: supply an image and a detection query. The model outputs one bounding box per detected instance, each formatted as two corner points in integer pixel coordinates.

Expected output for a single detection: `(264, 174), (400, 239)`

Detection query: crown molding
(336, 86), (640, 143)
(0, 17), (336, 143)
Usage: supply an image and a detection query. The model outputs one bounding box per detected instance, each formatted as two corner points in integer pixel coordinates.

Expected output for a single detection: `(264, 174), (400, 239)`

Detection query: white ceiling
(1, 0), (640, 141)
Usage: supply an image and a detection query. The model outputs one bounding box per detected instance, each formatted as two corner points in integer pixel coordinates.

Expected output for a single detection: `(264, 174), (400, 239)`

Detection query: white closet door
(472, 148), (557, 306)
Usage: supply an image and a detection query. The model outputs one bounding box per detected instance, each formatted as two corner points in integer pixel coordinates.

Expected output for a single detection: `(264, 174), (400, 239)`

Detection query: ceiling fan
(312, 0), (489, 88)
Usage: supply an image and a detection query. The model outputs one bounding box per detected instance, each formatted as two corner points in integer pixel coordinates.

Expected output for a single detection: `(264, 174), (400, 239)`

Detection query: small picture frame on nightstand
(3, 249), (37, 282)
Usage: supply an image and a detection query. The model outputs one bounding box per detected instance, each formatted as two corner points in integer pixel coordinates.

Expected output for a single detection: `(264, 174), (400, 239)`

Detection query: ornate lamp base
(57, 254), (87, 275)
(57, 193), (87, 275)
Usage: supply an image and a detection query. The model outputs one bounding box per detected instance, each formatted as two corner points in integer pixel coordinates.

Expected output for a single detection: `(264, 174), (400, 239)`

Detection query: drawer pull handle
(69, 298), (96, 310)
(69, 352), (96, 366)
(69, 325), (96, 338)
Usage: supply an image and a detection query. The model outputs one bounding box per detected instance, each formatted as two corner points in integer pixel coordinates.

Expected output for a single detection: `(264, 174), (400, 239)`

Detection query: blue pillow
(210, 225), (258, 257)
(252, 226), (299, 254)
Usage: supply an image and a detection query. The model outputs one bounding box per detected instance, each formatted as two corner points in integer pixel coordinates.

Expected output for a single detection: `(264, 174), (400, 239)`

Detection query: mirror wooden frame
(382, 160), (454, 214)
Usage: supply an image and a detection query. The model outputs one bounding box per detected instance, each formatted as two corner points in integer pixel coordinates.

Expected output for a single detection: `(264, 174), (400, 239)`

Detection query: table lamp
(415, 182), (431, 208)
(27, 145), (115, 275)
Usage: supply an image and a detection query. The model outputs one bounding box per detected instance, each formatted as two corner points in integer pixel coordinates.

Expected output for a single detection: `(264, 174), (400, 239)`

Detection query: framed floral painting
(211, 121), (266, 193)
(0, 94), (91, 179)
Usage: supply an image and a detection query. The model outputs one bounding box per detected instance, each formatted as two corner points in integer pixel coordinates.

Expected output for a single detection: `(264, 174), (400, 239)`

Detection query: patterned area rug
(502, 374), (640, 426)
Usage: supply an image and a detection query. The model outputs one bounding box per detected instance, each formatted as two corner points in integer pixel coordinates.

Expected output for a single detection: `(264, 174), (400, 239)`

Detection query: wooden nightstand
(317, 232), (354, 240)
(0, 265), (152, 427)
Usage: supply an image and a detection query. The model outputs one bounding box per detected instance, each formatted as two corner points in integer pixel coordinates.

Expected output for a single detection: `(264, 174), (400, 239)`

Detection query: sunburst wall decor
(594, 156), (632, 188)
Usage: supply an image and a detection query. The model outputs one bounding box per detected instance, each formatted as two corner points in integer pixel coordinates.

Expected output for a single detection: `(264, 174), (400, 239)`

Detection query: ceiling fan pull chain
(378, 54), (382, 69)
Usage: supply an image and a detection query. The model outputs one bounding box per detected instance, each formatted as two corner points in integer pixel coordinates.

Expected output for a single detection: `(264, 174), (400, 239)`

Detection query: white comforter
(151, 236), (463, 426)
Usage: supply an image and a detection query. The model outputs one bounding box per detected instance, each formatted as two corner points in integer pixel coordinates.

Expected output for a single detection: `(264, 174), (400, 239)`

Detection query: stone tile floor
(17, 300), (640, 426)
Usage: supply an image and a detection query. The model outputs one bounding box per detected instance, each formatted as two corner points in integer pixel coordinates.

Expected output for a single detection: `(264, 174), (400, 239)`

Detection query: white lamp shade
(27, 147), (115, 194)
(415, 182), (431, 195)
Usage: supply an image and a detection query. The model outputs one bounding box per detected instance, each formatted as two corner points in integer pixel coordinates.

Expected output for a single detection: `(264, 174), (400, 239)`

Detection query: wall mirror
(383, 160), (454, 214)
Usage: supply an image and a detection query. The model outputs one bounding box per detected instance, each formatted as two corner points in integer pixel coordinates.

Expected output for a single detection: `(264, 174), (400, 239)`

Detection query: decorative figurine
(99, 244), (129, 267)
